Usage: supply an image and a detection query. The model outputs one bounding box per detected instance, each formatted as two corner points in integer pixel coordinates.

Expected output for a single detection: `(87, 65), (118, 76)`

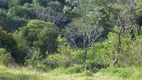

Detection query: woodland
(1, 0), (142, 80)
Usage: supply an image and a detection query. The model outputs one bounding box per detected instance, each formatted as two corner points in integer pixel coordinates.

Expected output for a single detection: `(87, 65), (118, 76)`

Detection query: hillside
(0, 0), (142, 80)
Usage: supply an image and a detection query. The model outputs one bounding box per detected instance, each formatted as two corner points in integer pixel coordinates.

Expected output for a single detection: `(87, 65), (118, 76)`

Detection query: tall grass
(0, 65), (124, 80)
(99, 67), (142, 80)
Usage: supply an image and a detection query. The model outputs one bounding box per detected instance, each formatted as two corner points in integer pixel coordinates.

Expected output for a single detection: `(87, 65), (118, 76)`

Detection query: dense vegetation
(1, 0), (142, 80)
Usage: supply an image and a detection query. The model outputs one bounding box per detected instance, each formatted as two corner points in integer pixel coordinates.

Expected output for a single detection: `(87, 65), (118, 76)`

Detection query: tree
(104, 3), (136, 66)
(0, 0), (7, 5)
(8, 3), (36, 19)
(135, 0), (142, 35)
(8, 0), (20, 8)
(17, 20), (59, 56)
(65, 22), (103, 55)
(20, 0), (33, 5)
(47, 1), (63, 12)
(5, 14), (27, 32)
(0, 9), (7, 28)
(71, 0), (114, 37)
(36, 0), (52, 7)
(0, 0), (8, 9)
(34, 7), (67, 28)
(0, 27), (26, 64)
(65, 0), (112, 53)
(0, 4), (36, 31)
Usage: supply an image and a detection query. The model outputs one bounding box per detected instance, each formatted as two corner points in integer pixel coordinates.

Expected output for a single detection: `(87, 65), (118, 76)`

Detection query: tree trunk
(114, 27), (122, 66)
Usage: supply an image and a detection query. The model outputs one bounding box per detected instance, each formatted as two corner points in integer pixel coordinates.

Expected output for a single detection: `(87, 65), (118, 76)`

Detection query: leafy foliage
(1, 0), (142, 77)
(0, 48), (10, 65)
(17, 20), (59, 56)
(0, 27), (26, 63)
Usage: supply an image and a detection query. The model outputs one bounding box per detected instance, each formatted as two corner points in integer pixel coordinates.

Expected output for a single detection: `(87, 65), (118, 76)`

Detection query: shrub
(0, 48), (10, 65)
(65, 64), (84, 74)
(45, 54), (71, 69)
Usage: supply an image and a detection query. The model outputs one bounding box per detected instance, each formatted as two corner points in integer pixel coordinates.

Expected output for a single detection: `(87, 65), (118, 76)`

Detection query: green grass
(0, 65), (136, 80)
(99, 67), (142, 80)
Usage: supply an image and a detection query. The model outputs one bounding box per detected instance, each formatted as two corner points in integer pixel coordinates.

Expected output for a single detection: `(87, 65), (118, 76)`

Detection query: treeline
(1, 0), (142, 73)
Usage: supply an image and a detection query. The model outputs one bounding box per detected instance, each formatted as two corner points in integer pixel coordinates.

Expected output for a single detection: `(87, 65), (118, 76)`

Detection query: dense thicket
(0, 0), (142, 73)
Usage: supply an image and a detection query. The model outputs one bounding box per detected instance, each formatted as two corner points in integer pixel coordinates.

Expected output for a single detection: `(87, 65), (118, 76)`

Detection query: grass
(99, 67), (142, 80)
(0, 65), (124, 80)
(2, 65), (142, 80)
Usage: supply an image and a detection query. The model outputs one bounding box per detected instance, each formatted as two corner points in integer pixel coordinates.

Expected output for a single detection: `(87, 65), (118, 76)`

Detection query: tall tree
(17, 20), (59, 56)
(104, 3), (136, 66)
(34, 7), (67, 28)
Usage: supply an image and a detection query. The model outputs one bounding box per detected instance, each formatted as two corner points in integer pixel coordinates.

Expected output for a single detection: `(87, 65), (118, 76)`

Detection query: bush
(0, 27), (27, 64)
(124, 36), (142, 67)
(65, 64), (84, 74)
(0, 48), (10, 65)
(57, 34), (85, 64)
(45, 54), (71, 69)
